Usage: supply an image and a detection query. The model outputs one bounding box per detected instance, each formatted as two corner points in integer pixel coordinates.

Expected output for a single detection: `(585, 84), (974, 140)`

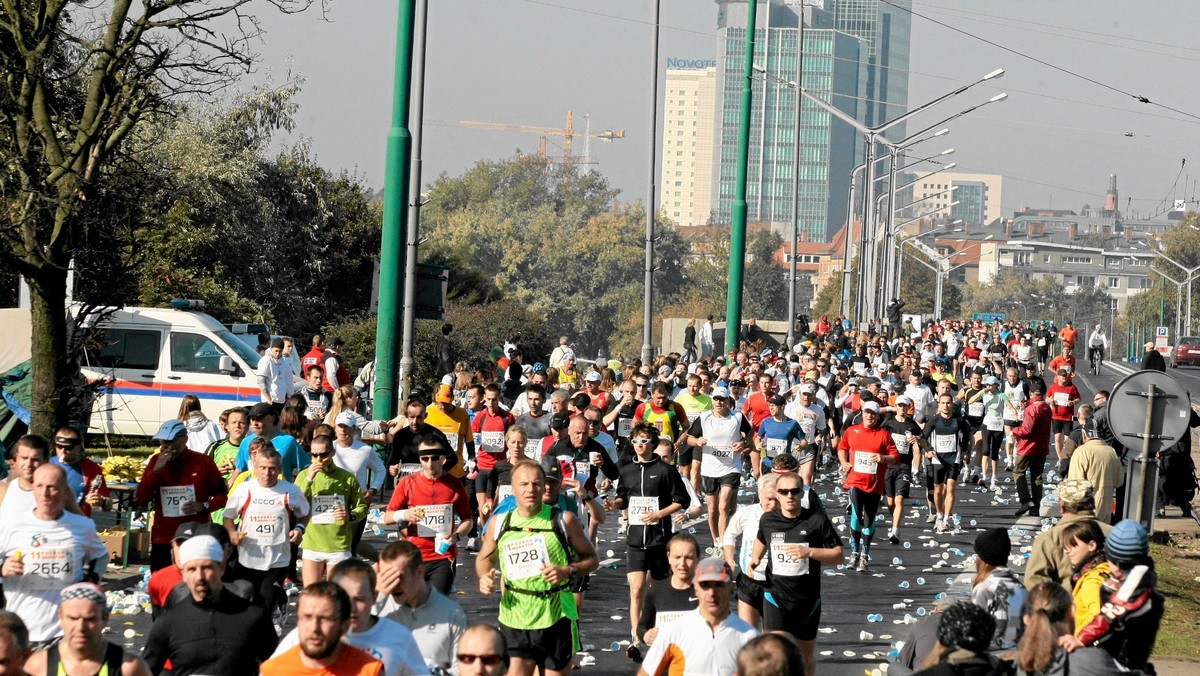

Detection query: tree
(744, 229), (789, 321)
(811, 255), (857, 321)
(0, 0), (316, 436)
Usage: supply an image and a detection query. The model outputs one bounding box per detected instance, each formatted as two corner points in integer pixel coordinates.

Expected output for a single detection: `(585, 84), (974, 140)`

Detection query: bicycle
(1089, 346), (1104, 376)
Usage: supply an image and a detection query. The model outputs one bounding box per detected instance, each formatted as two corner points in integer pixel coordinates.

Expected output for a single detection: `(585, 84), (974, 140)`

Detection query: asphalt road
(102, 359), (1198, 676)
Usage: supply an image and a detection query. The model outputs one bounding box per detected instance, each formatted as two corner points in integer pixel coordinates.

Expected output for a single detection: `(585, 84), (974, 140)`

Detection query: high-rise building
(826, 0), (912, 140)
(713, 0), (865, 242)
(905, 170), (1003, 224)
(660, 67), (717, 227)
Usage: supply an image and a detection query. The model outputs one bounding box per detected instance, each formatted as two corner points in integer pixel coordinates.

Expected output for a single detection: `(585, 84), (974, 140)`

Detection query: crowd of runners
(0, 316), (1189, 675)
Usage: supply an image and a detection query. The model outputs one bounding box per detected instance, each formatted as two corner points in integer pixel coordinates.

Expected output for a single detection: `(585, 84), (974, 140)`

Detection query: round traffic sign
(1107, 370), (1192, 457)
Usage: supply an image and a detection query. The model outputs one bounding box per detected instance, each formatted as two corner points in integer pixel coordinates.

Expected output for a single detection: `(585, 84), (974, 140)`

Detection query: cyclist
(1087, 324), (1108, 374)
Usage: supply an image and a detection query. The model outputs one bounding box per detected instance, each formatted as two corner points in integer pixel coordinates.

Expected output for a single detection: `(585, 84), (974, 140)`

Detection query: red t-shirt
(1045, 383), (1080, 421)
(148, 565), (183, 610)
(742, 392), (771, 429)
(470, 409), (515, 470)
(837, 424), (899, 494)
(386, 472), (472, 562)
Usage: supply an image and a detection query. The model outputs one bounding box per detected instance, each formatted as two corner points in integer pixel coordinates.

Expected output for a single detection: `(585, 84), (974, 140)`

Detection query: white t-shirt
(224, 480), (309, 571)
(0, 479), (34, 520)
(722, 504), (767, 582)
(256, 354), (292, 403)
(0, 510), (109, 641)
(640, 609), (759, 676)
(785, 401), (827, 444)
(333, 440), (386, 493)
(699, 412), (746, 478)
(274, 615), (430, 676)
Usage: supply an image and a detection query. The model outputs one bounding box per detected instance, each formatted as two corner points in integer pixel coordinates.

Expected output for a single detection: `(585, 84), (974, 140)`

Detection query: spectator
(1025, 478), (1112, 591)
(1066, 424), (1123, 523)
(1015, 582), (1132, 676)
(969, 528), (1026, 650)
(735, 633), (803, 676)
(911, 602), (1004, 676)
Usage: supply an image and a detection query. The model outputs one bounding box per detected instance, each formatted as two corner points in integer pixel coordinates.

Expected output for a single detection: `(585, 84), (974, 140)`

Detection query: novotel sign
(666, 57), (717, 69)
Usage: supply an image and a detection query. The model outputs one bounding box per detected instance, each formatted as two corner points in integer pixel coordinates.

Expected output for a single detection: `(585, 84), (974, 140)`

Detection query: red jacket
(1012, 394), (1052, 457)
(136, 450), (229, 544)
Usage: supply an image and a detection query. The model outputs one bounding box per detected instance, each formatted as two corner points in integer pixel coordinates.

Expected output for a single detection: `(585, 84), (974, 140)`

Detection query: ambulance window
(171, 333), (228, 373)
(90, 329), (160, 370)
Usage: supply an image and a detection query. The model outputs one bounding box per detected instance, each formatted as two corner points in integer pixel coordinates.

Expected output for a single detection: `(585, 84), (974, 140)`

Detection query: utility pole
(642, 0), (661, 364)
(374, 0), (417, 420)
(398, 0), (429, 401)
(725, 0), (759, 354)
(785, 5), (805, 349)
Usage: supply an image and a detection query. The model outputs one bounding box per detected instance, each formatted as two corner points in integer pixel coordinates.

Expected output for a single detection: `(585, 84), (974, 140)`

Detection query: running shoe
(888, 529), (900, 545)
(925, 513), (937, 524)
(847, 551), (860, 569)
(856, 554), (869, 572)
(618, 516), (628, 535)
(990, 480), (1001, 492)
(935, 519), (948, 534)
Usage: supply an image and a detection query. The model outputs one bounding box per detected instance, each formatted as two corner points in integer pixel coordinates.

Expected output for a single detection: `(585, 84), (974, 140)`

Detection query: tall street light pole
(374, 0), (418, 420)
(398, 0), (430, 402)
(785, 5), (805, 349)
(726, 0), (759, 355)
(1154, 246), (1200, 334)
(642, 0), (660, 364)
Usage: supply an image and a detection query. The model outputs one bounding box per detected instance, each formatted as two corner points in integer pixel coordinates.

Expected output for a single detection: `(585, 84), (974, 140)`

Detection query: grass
(1151, 534), (1200, 661)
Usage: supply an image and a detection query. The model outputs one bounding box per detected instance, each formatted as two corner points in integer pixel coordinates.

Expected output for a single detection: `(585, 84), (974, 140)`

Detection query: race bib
(984, 413), (1004, 432)
(160, 485), (195, 518)
(891, 433), (910, 455)
(968, 402), (984, 417)
(628, 496), (659, 525)
(853, 451), (879, 475)
(709, 444), (734, 460)
(575, 461), (590, 479)
(656, 610), (688, 626)
(311, 494), (345, 525)
(852, 363), (867, 375)
(496, 485), (513, 502)
(416, 503), (453, 538)
(244, 512), (287, 546)
(934, 434), (956, 456)
(25, 546), (73, 591)
(502, 534), (551, 581)
(480, 432), (505, 455)
(764, 438), (786, 458)
(524, 438), (543, 460)
(444, 433), (459, 451)
(770, 540), (809, 577)
(1054, 392), (1070, 407)
(1038, 338), (1046, 347)
(617, 418), (633, 438)
(399, 463), (421, 478)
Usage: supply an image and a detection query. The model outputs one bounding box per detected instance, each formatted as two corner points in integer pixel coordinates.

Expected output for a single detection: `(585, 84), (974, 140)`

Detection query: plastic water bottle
(867, 614), (883, 623)
(892, 557), (903, 565)
(903, 541), (911, 549)
(917, 607), (927, 616)
(916, 577), (926, 585)
(969, 519), (978, 526)
(897, 580), (910, 589)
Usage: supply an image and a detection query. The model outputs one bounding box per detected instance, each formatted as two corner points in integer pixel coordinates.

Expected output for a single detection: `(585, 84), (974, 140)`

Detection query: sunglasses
(457, 654), (504, 666)
(585, 419), (602, 426)
(310, 452), (333, 459)
(630, 439), (653, 445)
(419, 455), (444, 462)
(776, 488), (803, 496)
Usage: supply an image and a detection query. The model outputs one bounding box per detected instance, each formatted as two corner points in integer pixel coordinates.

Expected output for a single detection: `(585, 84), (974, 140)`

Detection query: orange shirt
(1059, 327), (1078, 347)
(260, 645), (383, 676)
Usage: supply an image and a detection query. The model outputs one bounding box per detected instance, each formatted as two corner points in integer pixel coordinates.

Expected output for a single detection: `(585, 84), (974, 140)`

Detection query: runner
(958, 369), (986, 485)
(332, 411), (385, 553)
(296, 434), (367, 586)
(920, 393), (972, 534)
(607, 422), (689, 643)
(687, 386), (754, 549)
(635, 382), (692, 486)
(757, 394), (802, 476)
(836, 401), (900, 570)
(635, 533), (700, 647)
(206, 407), (248, 511)
(1045, 369), (1081, 478)
(881, 395), (921, 545)
(235, 403), (309, 481)
(475, 460), (599, 676)
(721, 474), (777, 628)
(141, 534), (278, 675)
(1047, 344), (1077, 381)
(1002, 367), (1030, 471)
(514, 385), (552, 461)
(271, 559), (427, 676)
(23, 583), (151, 676)
(223, 443), (309, 616)
(48, 427), (109, 518)
(783, 385), (827, 485)
(970, 375), (1013, 490)
(135, 420), (228, 571)
(384, 435), (474, 594)
(470, 384), (515, 511)
(636, 558), (757, 676)
(375, 540), (468, 675)
(0, 464), (108, 647)
(425, 384), (475, 479)
(483, 428), (528, 519)
(259, 582), (383, 676)
(750, 472), (842, 676)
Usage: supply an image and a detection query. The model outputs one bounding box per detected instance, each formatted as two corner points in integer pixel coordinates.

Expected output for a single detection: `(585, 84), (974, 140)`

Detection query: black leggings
(237, 566), (287, 613)
(849, 488), (882, 553)
(982, 429), (1004, 461)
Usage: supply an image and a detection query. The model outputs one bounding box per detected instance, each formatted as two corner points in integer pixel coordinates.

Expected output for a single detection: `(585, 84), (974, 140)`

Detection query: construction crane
(428, 110), (625, 165)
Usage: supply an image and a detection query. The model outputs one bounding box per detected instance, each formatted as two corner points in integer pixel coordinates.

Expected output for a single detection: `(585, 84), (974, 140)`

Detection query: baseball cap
(435, 383), (454, 404)
(847, 378), (860, 386)
(798, 384), (815, 395)
(711, 386), (732, 401)
(984, 375), (1000, 386)
(693, 557), (733, 584)
(861, 401), (880, 413)
(657, 365), (672, 377)
(584, 370), (603, 383)
(1058, 478), (1094, 506)
(549, 412), (571, 430)
(173, 522), (200, 542)
(895, 395), (912, 406)
(539, 454), (563, 484)
(152, 419), (186, 441)
(335, 411), (358, 427)
(248, 402), (275, 419)
(768, 394), (787, 406)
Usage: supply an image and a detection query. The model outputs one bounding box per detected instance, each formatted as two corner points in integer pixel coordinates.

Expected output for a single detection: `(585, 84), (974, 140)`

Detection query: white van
(79, 301), (265, 436)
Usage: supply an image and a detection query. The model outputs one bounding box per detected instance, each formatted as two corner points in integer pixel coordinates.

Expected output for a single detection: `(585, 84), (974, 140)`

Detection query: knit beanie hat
(973, 528), (1011, 567)
(937, 602), (996, 653)
(1106, 519), (1149, 562)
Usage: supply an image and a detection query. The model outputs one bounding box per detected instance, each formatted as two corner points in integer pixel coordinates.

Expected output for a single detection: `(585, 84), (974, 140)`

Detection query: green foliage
(896, 248), (962, 317)
(744, 230), (789, 321)
(420, 155), (689, 358)
(811, 255), (856, 321)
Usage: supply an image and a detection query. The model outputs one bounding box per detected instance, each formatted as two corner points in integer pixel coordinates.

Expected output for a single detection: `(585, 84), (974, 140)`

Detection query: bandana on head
(61, 582), (107, 606)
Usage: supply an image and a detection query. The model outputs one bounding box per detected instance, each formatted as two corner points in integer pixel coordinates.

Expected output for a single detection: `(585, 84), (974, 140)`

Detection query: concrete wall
(660, 318), (792, 357)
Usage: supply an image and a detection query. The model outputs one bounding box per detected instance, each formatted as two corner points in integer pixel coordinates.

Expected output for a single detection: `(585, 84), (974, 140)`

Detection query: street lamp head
(940, 148), (955, 156)
(752, 63), (766, 73)
(944, 162), (957, 169)
(933, 128), (950, 137)
(989, 93), (1009, 103)
(951, 219), (964, 225)
(983, 68), (1005, 81)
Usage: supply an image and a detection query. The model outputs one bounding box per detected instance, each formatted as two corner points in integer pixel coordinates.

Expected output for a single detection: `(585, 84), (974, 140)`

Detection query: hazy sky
(248, 0), (1200, 221)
